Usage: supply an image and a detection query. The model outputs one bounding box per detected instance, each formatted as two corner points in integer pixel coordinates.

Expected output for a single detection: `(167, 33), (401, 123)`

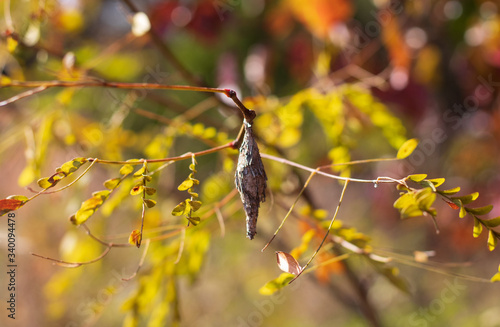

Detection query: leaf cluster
(171, 157), (202, 226)
(394, 174), (500, 275)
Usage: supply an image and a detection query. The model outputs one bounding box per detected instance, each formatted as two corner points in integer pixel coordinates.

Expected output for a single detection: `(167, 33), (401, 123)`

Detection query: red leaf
(276, 251), (303, 275)
(0, 199), (24, 216)
(444, 200), (459, 210)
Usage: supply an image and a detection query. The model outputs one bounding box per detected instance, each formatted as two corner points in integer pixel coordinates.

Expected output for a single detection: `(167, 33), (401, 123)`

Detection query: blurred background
(1, 0), (500, 326)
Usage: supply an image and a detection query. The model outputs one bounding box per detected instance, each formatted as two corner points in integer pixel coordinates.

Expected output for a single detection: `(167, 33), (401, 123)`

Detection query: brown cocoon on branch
(235, 120), (268, 239)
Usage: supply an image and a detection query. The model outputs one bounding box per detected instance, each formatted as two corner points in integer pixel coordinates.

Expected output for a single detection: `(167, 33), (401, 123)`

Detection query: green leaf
(144, 187), (156, 196)
(104, 178), (121, 190)
(187, 216), (200, 226)
(428, 178), (445, 187)
(130, 184), (144, 196)
(397, 138), (419, 159)
(451, 192), (479, 205)
(189, 200), (202, 212)
(488, 230), (497, 251)
(438, 187), (461, 195)
(473, 217), (483, 238)
(120, 164), (134, 175)
(178, 179), (194, 191)
(171, 200), (188, 216)
(144, 199), (156, 208)
(466, 205), (493, 216)
(481, 217), (500, 228)
(408, 174), (427, 182)
(259, 273), (295, 295)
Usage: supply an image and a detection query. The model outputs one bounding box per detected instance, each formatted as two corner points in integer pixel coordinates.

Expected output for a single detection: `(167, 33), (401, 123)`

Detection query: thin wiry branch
(31, 247), (112, 268)
(122, 239), (151, 281)
(0, 86), (47, 106)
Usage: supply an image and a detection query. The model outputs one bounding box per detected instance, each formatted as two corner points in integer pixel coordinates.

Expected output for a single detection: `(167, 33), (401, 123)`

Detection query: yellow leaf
(397, 138), (419, 159)
(488, 230), (497, 251)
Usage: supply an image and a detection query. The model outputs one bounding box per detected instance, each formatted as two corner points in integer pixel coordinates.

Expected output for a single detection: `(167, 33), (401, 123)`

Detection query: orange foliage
(286, 0), (353, 38)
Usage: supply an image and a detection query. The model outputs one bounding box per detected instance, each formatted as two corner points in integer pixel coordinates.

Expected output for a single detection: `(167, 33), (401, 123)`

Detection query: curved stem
(261, 153), (404, 184)
(88, 142), (233, 165)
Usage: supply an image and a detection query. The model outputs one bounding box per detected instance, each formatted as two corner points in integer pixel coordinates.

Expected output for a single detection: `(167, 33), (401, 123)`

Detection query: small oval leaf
(144, 199), (156, 208)
(481, 217), (500, 228)
(59, 157), (87, 175)
(438, 187), (461, 195)
(276, 251), (303, 275)
(178, 179), (194, 191)
(187, 216), (200, 226)
(171, 200), (187, 216)
(0, 198), (25, 216)
(488, 230), (497, 251)
(73, 209), (95, 225)
(37, 177), (53, 189)
(144, 187), (156, 196)
(459, 205), (467, 218)
(408, 174), (427, 182)
(189, 200), (202, 212)
(104, 178), (121, 190)
(466, 205), (493, 216)
(130, 184), (144, 196)
(259, 273), (295, 295)
(133, 165), (147, 177)
(451, 192), (479, 205)
(129, 229), (142, 248)
(473, 217), (483, 238)
(397, 138), (419, 159)
(428, 178), (445, 187)
(120, 164), (134, 175)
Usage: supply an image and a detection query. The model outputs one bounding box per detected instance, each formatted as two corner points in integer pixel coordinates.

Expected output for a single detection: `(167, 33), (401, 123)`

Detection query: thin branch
(88, 142), (233, 165)
(1, 80), (227, 95)
(122, 239), (151, 281)
(262, 169), (319, 251)
(261, 153), (404, 184)
(174, 228), (186, 265)
(81, 224), (132, 248)
(31, 247), (112, 268)
(318, 157), (399, 169)
(1, 80), (251, 130)
(215, 206), (226, 237)
(290, 180), (350, 283)
(0, 86), (47, 106)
